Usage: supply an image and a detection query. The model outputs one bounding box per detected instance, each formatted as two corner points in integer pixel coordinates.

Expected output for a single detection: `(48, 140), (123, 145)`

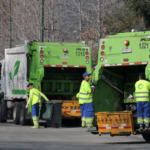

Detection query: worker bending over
(27, 83), (50, 129)
(135, 73), (150, 130)
(76, 73), (95, 131)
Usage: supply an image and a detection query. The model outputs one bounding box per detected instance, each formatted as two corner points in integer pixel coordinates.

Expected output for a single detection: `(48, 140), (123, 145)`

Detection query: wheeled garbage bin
(40, 101), (63, 128)
(40, 102), (53, 120)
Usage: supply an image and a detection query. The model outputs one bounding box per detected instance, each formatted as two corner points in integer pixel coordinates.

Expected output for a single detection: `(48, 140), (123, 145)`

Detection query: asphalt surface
(0, 120), (149, 150)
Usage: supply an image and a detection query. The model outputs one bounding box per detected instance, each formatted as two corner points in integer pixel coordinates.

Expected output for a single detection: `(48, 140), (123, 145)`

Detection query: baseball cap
(83, 72), (91, 78)
(27, 83), (33, 87)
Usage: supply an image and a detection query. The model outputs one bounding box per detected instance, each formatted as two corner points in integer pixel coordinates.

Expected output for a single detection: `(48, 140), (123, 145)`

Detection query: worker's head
(83, 72), (91, 81)
(27, 83), (34, 89)
(139, 73), (146, 80)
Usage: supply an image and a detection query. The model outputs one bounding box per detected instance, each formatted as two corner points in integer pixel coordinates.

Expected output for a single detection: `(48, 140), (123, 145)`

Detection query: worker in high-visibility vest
(26, 83), (50, 129)
(135, 73), (150, 130)
(76, 72), (95, 131)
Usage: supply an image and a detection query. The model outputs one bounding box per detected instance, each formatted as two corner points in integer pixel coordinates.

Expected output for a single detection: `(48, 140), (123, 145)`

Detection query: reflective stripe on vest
(33, 93), (40, 103)
(135, 92), (149, 94)
(79, 92), (89, 95)
(135, 92), (149, 99)
(135, 96), (149, 98)
(79, 92), (92, 99)
(79, 97), (93, 100)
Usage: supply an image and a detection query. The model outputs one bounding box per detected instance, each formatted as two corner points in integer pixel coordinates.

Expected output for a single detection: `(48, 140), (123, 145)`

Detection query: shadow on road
(5, 119), (82, 128)
(40, 120), (81, 128)
(106, 141), (147, 145)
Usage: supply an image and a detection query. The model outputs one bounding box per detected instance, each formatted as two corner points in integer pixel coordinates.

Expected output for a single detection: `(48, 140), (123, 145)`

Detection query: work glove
(91, 85), (95, 90)
(47, 100), (52, 104)
(26, 104), (28, 108)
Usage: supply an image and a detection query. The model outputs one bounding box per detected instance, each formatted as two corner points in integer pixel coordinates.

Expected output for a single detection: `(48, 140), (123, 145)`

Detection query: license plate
(122, 48), (132, 53)
(60, 54), (70, 58)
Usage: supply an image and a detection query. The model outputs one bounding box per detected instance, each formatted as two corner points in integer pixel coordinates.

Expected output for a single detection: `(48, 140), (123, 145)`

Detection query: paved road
(0, 121), (149, 150)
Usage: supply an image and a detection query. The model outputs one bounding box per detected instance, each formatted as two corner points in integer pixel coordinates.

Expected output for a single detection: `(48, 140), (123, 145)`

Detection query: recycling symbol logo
(138, 84), (143, 89)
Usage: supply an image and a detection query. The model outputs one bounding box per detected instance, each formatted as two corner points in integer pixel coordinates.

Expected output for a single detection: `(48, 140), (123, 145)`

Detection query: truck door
(5, 44), (27, 99)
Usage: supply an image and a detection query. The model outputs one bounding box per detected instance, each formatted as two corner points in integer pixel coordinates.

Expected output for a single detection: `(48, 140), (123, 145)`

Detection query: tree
(104, 4), (142, 35)
(122, 0), (150, 28)
(0, 0), (147, 62)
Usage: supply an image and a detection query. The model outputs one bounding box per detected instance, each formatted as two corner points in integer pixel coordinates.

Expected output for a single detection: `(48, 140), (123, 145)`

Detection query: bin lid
(45, 101), (63, 104)
(51, 101), (63, 104)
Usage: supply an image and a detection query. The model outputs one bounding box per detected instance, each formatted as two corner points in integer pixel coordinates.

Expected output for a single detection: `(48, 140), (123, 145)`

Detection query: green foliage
(104, 6), (140, 34)
(122, 0), (150, 28)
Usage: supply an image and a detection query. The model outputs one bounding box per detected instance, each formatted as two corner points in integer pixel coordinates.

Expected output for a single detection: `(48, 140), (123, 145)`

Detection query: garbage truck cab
(92, 31), (150, 142)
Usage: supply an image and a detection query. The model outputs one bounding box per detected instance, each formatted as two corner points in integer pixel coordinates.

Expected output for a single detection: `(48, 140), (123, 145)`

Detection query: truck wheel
(0, 97), (7, 123)
(13, 102), (20, 124)
(142, 134), (150, 143)
(19, 102), (30, 125)
(54, 123), (59, 128)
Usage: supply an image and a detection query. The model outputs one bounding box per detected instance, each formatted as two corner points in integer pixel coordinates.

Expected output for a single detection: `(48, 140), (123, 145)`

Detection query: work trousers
(32, 103), (40, 128)
(80, 102), (94, 127)
(137, 102), (150, 126)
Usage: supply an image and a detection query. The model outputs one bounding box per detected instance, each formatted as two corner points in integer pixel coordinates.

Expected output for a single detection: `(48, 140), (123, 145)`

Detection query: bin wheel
(54, 123), (59, 128)
(44, 123), (47, 128)
(142, 133), (150, 143)
(90, 126), (98, 135)
(20, 102), (30, 125)
(91, 132), (98, 135)
(0, 97), (7, 123)
(13, 102), (20, 124)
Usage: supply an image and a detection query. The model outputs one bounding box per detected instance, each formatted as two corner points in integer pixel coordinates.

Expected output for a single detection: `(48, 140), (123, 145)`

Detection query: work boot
(88, 126), (96, 131)
(82, 126), (86, 128)
(31, 126), (39, 129)
(145, 124), (150, 130)
(139, 124), (143, 130)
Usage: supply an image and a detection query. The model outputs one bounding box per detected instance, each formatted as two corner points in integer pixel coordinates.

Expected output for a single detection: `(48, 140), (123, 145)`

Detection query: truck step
(136, 129), (150, 134)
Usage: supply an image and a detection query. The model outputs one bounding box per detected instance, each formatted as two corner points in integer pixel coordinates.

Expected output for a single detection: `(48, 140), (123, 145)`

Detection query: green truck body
(92, 31), (150, 142)
(28, 42), (92, 97)
(0, 41), (92, 125)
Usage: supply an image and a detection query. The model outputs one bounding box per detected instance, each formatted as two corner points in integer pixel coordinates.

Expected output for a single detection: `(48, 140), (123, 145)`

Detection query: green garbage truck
(0, 41), (92, 125)
(91, 30), (150, 142)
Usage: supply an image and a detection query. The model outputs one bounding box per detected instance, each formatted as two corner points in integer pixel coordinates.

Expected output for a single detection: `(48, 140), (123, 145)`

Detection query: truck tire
(0, 97), (7, 123)
(19, 102), (30, 125)
(54, 123), (59, 128)
(142, 133), (150, 143)
(13, 102), (20, 124)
